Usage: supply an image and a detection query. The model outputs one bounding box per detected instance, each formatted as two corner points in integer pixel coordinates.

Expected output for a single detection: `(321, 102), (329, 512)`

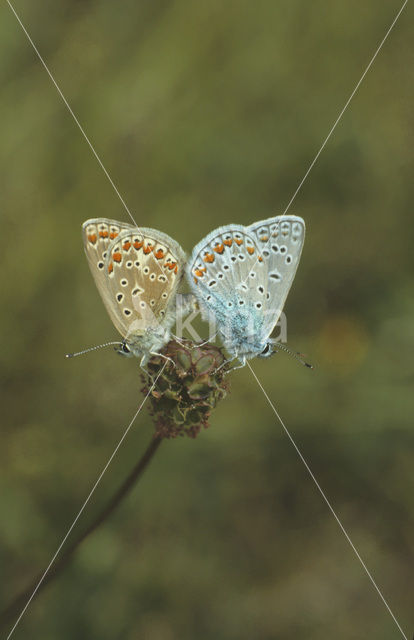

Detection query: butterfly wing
(247, 215), (305, 337)
(82, 218), (136, 335)
(187, 223), (265, 296)
(187, 224), (270, 351)
(187, 216), (305, 357)
(102, 227), (186, 340)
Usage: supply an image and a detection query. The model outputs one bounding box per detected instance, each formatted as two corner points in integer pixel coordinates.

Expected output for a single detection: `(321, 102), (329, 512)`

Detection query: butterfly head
(116, 340), (134, 358)
(257, 341), (275, 359)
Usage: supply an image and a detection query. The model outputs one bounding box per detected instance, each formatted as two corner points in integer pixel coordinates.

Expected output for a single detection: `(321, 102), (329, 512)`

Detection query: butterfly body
(117, 305), (179, 360)
(198, 287), (269, 362)
(187, 216), (305, 366)
(82, 218), (189, 366)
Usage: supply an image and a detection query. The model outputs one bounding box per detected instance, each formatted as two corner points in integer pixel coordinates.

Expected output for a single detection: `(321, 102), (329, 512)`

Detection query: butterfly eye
(116, 342), (132, 357)
(115, 342), (133, 358)
(259, 343), (273, 358)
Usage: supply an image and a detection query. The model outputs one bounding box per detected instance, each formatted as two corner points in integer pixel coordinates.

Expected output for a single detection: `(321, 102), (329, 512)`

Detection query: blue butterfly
(187, 216), (305, 368)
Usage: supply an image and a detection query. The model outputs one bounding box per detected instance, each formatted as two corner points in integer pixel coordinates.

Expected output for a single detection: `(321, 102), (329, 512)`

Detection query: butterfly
(82, 218), (191, 366)
(186, 215), (305, 368)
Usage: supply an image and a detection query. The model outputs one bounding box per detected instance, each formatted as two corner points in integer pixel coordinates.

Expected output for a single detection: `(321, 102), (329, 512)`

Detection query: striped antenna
(65, 341), (123, 358)
(274, 342), (314, 369)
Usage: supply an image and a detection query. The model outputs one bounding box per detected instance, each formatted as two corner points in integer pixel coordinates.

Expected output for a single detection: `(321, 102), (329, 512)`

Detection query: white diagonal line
(7, 0), (180, 310)
(246, 361), (409, 640)
(6, 363), (166, 640)
(6, 1), (410, 638)
(281, 0), (409, 217)
(6, 0), (137, 228)
(241, 0), (408, 285)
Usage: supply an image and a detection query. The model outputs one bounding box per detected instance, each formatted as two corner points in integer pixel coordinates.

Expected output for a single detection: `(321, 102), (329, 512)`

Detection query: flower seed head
(141, 340), (230, 439)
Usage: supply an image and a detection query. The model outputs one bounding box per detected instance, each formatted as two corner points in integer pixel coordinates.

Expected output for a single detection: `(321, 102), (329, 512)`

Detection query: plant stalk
(0, 435), (163, 629)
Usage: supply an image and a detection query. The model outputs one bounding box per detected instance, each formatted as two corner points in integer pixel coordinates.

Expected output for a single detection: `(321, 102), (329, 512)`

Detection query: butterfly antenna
(65, 341), (123, 358)
(274, 342), (314, 369)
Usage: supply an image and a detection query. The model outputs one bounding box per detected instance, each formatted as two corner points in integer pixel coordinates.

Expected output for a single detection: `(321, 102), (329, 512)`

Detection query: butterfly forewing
(82, 218), (136, 335)
(247, 215), (305, 336)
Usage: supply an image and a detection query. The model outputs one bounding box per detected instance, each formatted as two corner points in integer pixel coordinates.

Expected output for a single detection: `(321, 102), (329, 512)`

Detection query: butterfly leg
(213, 353), (241, 375)
(139, 353), (174, 383)
(195, 334), (218, 347)
(227, 355), (247, 373)
(138, 355), (157, 384)
(149, 351), (175, 367)
(171, 334), (218, 350)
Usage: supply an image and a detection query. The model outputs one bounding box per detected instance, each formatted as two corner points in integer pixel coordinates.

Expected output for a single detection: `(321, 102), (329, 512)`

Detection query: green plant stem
(0, 435), (163, 629)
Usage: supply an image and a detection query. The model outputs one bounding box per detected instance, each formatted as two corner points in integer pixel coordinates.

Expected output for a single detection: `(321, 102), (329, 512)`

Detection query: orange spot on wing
(110, 232), (118, 240)
(223, 239), (232, 247)
(235, 238), (243, 246)
(204, 253), (215, 263)
(247, 246), (255, 255)
(195, 269), (205, 277)
(99, 230), (109, 238)
(112, 252), (122, 263)
(154, 249), (165, 260)
(133, 240), (143, 250)
(174, 264), (178, 274)
(88, 233), (97, 244)
(258, 256), (263, 262)
(108, 262), (113, 274)
(123, 241), (131, 251)
(143, 244), (153, 254)
(213, 244), (224, 254)
(167, 261), (177, 271)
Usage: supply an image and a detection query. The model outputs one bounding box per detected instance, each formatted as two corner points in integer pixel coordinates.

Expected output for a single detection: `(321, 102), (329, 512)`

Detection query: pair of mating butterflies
(82, 215), (305, 369)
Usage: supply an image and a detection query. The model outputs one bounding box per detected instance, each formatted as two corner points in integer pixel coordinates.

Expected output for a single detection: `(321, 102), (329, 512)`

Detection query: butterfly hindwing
(187, 215), (305, 359)
(104, 227), (186, 339)
(188, 223), (266, 309)
(187, 223), (271, 357)
(83, 219), (186, 347)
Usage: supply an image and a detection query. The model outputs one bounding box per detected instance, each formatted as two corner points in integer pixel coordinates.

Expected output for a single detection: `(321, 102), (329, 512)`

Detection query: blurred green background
(1, 1), (413, 638)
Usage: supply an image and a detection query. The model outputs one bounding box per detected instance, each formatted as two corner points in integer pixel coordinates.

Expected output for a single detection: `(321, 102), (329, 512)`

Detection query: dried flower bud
(141, 340), (230, 439)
